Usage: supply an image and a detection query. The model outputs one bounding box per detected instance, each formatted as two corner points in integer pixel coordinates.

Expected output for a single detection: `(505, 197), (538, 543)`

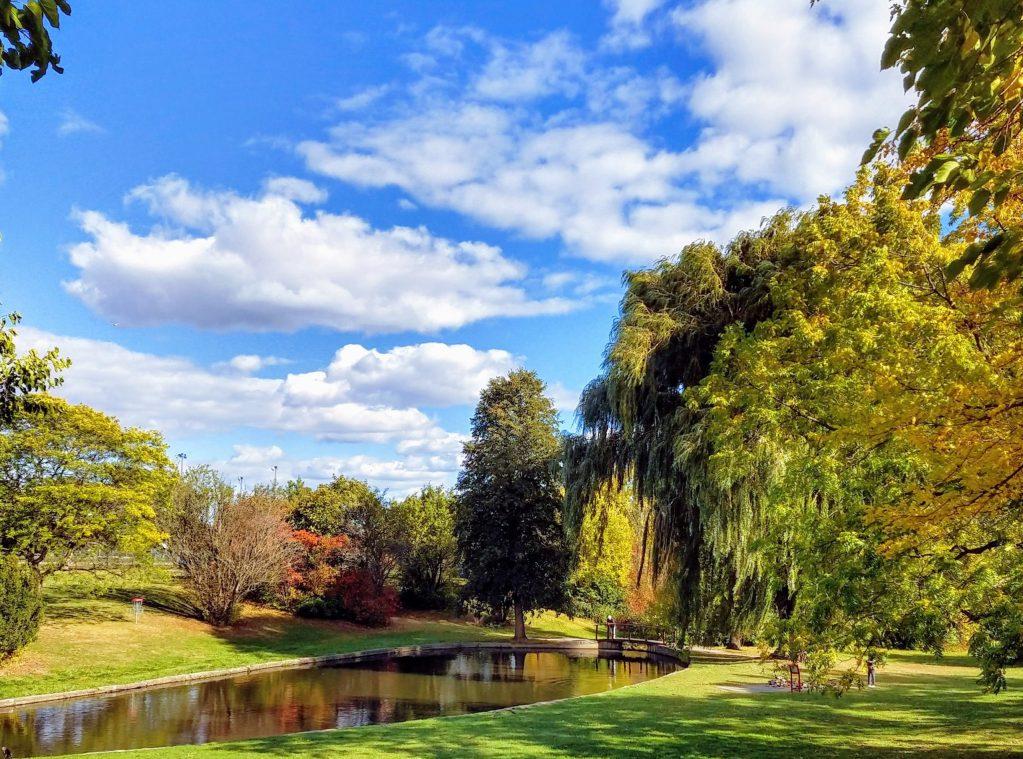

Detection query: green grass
(0, 572), (590, 700)
(78, 652), (1023, 758)
(5, 574), (1022, 757)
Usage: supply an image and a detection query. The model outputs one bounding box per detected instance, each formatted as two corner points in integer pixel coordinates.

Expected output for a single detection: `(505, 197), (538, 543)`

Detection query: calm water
(0, 649), (679, 756)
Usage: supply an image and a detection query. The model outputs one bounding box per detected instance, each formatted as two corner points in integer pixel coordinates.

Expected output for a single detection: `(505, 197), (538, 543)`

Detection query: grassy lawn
(0, 572), (590, 701)
(59, 651), (1023, 758)
(4, 574), (1021, 757)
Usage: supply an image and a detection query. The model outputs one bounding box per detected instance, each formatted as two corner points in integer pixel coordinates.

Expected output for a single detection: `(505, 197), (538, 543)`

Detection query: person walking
(866, 656), (877, 687)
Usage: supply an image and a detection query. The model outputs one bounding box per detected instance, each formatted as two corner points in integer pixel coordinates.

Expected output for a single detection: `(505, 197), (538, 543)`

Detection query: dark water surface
(0, 648), (679, 756)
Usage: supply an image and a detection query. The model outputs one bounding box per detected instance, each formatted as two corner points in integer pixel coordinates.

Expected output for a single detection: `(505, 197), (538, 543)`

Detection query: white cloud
(474, 32), (587, 101)
(214, 445), (459, 496)
(334, 84), (391, 112)
(301, 108), (773, 264)
(260, 176), (328, 203)
(281, 342), (518, 409)
(602, 0), (665, 50)
(57, 108), (104, 136)
(63, 175), (574, 333)
(218, 354), (291, 374)
(672, 0), (910, 200)
(18, 327), (481, 446)
(299, 5), (905, 264)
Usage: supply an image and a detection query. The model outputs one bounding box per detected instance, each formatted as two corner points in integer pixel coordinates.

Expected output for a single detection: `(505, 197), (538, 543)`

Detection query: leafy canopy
(861, 0), (1023, 289)
(0, 396), (173, 578)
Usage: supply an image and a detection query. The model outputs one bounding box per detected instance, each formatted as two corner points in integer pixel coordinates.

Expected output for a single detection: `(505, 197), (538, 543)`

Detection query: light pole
(177, 452), (187, 475)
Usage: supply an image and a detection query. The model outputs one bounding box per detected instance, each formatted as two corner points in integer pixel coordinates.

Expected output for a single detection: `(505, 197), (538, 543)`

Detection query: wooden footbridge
(595, 620), (680, 656)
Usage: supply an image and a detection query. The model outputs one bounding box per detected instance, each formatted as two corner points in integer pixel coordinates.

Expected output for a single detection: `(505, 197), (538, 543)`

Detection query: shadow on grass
(101, 586), (201, 619)
(195, 667), (1023, 758)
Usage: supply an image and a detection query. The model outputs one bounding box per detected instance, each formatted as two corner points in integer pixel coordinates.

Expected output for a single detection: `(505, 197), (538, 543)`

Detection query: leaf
(861, 128), (890, 165)
(967, 188), (991, 216)
(896, 108), (917, 136)
(897, 128), (918, 161)
(932, 160), (959, 185)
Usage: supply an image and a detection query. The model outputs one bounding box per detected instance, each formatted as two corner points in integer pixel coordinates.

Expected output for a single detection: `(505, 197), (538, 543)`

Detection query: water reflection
(1, 649), (678, 756)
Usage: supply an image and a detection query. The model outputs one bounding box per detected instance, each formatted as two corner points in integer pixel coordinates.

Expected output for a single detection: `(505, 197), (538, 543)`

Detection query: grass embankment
(0, 573), (590, 701)
(5, 574), (1022, 757)
(88, 652), (1023, 758)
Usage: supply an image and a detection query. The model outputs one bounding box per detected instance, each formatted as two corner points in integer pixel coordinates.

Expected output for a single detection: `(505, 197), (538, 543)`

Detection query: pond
(0, 648), (680, 756)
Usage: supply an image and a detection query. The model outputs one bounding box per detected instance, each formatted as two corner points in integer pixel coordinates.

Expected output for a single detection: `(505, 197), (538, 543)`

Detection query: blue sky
(0, 0), (906, 494)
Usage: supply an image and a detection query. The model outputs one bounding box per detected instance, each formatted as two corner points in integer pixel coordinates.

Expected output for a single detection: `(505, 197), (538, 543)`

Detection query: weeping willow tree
(571, 162), (1023, 688)
(566, 214), (798, 646)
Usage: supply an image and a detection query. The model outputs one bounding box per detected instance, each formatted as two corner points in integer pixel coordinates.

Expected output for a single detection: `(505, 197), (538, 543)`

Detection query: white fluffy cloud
(300, 4), (906, 264)
(301, 107), (774, 264)
(18, 328), (508, 443)
(672, 0), (910, 200)
(282, 342), (518, 409)
(64, 175), (573, 333)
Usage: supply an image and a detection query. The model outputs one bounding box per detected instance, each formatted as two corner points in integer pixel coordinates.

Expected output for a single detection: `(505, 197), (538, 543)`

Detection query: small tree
(456, 370), (571, 640)
(0, 554), (42, 658)
(287, 475), (377, 536)
(0, 396), (173, 580)
(393, 485), (459, 609)
(288, 474), (400, 592)
(167, 468), (295, 626)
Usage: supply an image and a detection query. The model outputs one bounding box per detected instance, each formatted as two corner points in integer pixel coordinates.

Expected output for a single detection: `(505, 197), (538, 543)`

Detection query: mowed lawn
(3, 575), (1021, 757)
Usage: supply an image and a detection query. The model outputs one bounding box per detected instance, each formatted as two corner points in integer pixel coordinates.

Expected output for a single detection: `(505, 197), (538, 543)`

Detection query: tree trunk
(727, 631), (743, 650)
(513, 598), (527, 641)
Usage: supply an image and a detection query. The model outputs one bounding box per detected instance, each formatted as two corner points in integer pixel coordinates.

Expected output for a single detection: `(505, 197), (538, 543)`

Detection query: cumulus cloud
(299, 4), (905, 264)
(281, 342), (518, 409)
(17, 328), (504, 446)
(672, 0), (910, 200)
(63, 175), (573, 333)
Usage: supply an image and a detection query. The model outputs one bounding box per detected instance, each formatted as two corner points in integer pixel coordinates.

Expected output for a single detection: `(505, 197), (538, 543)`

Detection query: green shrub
(567, 572), (627, 622)
(0, 555), (43, 658)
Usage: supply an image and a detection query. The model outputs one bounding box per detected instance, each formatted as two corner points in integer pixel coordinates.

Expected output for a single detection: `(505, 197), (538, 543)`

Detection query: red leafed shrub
(289, 530), (396, 626)
(288, 530), (347, 597)
(331, 569), (398, 626)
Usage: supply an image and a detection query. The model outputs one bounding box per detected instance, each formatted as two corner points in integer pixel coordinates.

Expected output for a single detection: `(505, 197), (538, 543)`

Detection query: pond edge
(0, 637), (685, 710)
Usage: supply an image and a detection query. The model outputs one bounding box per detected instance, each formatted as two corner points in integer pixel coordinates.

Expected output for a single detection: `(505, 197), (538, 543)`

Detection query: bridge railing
(595, 621), (679, 646)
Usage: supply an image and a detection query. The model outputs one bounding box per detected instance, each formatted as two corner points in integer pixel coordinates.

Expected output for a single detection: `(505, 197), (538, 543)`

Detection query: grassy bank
(5, 574), (1022, 757)
(64, 651), (1023, 758)
(0, 573), (589, 700)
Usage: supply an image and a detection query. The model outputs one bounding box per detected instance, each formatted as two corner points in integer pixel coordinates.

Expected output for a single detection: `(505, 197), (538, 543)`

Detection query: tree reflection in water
(0, 650), (678, 757)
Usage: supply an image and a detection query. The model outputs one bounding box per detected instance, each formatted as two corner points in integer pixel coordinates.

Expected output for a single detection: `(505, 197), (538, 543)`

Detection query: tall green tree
(0, 396), (173, 579)
(456, 370), (571, 640)
(1, 0), (70, 81)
